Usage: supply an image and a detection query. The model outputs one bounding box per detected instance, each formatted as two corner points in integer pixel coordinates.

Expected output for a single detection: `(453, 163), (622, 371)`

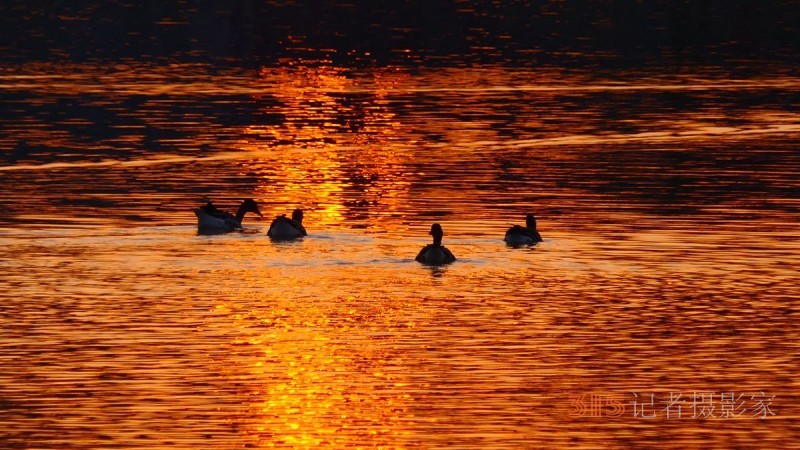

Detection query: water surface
(1, 60), (799, 448)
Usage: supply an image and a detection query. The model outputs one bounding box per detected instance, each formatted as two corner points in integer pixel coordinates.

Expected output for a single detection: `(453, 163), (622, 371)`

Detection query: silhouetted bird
(504, 214), (543, 246)
(416, 223), (456, 265)
(268, 208), (307, 240)
(194, 199), (262, 234)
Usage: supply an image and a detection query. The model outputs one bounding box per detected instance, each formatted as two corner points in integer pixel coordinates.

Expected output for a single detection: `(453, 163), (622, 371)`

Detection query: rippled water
(1, 58), (799, 448)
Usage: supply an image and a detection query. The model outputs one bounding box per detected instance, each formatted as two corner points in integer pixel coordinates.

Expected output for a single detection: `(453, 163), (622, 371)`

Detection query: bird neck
(235, 203), (247, 223)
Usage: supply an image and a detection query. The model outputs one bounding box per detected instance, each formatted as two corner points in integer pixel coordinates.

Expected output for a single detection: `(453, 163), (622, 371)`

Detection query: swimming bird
(194, 199), (262, 234)
(416, 223), (456, 265)
(268, 208), (307, 240)
(504, 213), (543, 246)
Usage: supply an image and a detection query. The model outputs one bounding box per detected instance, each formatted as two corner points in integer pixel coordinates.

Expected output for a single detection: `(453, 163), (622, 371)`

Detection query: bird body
(194, 199), (261, 234)
(416, 244), (456, 265)
(416, 223), (456, 265)
(504, 214), (543, 246)
(268, 209), (307, 240)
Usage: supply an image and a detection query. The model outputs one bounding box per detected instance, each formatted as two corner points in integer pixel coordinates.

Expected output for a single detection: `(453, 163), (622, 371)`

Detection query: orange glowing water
(1, 62), (798, 449)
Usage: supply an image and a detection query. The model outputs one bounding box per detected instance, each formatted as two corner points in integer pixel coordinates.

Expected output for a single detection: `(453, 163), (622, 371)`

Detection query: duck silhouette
(194, 199), (262, 234)
(504, 214), (543, 246)
(416, 223), (456, 265)
(267, 208), (307, 240)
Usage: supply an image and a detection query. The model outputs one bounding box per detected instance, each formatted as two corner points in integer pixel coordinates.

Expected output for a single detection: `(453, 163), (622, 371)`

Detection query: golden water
(1, 62), (799, 448)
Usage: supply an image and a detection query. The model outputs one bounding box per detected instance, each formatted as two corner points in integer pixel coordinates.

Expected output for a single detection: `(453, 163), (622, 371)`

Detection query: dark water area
(2, 1), (799, 69)
(2, 63), (798, 227)
(1, 1), (800, 449)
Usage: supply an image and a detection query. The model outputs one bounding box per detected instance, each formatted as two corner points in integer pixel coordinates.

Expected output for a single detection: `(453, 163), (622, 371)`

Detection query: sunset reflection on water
(0, 58), (798, 449)
(211, 284), (416, 448)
